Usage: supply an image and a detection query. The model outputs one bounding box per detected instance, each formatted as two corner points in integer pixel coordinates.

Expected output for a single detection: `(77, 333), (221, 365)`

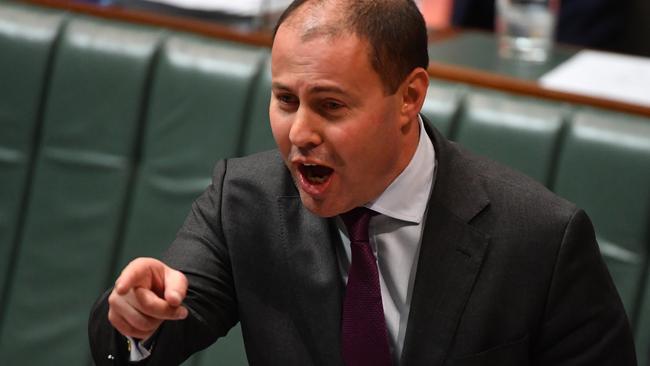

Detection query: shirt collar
(365, 116), (435, 224)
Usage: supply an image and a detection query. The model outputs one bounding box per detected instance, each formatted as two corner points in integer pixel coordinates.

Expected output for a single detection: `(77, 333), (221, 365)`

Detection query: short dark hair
(273, 0), (429, 94)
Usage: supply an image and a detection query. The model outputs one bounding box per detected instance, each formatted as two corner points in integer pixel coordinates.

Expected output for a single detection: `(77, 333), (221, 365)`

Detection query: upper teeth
(304, 163), (317, 166)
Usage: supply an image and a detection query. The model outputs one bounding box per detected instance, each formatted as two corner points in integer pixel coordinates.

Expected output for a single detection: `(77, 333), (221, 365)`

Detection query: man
(89, 0), (636, 365)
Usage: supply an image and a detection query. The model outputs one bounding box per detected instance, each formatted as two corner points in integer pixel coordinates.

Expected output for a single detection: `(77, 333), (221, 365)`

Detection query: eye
(277, 93), (297, 105)
(322, 100), (344, 111)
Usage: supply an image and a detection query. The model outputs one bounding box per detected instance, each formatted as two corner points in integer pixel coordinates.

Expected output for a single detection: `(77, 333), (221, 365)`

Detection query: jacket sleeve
(88, 159), (239, 365)
(532, 209), (637, 365)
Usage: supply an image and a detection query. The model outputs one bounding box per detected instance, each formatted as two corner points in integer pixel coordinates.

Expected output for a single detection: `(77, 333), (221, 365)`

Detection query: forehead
(272, 17), (372, 66)
(273, 1), (367, 65)
(271, 26), (376, 88)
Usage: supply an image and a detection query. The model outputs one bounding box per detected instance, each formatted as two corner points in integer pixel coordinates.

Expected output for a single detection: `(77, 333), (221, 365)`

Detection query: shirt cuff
(126, 336), (154, 362)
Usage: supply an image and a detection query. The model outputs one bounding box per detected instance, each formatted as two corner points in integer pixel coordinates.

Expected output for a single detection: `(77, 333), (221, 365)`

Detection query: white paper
(540, 50), (650, 107)
(143, 0), (292, 16)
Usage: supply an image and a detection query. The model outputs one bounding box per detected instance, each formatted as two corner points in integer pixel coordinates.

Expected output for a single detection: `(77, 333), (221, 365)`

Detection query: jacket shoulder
(218, 149), (296, 196)
(454, 142), (576, 221)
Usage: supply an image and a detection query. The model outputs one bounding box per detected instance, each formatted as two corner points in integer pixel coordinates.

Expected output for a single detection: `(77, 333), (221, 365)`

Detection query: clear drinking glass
(496, 0), (560, 63)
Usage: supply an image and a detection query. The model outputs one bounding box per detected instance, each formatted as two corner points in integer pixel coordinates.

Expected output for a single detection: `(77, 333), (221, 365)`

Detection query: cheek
(354, 116), (402, 169)
(269, 108), (291, 155)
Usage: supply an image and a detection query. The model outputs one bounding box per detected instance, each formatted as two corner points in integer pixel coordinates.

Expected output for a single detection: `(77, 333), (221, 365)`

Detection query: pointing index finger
(114, 258), (161, 295)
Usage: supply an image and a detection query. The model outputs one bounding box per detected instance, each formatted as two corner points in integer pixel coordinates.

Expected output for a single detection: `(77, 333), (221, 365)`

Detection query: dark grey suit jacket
(89, 124), (636, 365)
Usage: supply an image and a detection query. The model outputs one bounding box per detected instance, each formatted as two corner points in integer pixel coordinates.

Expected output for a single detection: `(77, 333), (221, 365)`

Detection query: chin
(299, 193), (341, 218)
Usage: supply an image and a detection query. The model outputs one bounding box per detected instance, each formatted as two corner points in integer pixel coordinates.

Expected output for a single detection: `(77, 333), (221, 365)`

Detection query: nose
(289, 108), (323, 149)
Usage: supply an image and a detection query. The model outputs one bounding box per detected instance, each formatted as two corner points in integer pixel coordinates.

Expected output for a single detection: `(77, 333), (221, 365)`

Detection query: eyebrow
(271, 82), (291, 91)
(271, 82), (348, 96)
(308, 85), (347, 95)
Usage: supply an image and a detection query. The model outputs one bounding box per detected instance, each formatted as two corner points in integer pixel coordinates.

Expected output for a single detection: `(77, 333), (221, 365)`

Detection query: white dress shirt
(336, 116), (436, 364)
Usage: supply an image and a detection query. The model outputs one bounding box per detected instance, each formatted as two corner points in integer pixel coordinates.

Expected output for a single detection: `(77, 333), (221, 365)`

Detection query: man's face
(270, 24), (415, 217)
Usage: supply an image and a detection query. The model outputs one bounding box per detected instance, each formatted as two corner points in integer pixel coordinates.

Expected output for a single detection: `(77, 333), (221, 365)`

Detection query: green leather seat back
(454, 90), (566, 185)
(115, 34), (264, 366)
(195, 324), (247, 366)
(421, 79), (465, 138)
(552, 109), (650, 363)
(116, 34), (265, 270)
(0, 3), (64, 301)
(241, 55), (275, 155)
(0, 17), (161, 364)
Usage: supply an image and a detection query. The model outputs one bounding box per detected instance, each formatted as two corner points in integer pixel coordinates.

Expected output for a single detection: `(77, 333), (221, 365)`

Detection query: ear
(398, 67), (429, 127)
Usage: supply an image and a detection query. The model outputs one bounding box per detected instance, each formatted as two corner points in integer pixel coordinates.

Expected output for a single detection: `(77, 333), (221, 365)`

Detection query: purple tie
(340, 207), (392, 366)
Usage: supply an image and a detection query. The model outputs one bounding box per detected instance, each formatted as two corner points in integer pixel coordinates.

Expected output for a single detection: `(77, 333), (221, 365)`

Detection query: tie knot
(341, 207), (376, 243)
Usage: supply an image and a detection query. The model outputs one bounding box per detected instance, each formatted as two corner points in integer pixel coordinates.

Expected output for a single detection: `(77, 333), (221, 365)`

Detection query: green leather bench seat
(454, 90), (566, 185)
(0, 4), (64, 302)
(420, 78), (465, 138)
(115, 34), (266, 270)
(114, 34), (266, 366)
(195, 325), (247, 366)
(241, 56), (275, 155)
(553, 109), (650, 315)
(552, 109), (650, 365)
(0, 16), (161, 364)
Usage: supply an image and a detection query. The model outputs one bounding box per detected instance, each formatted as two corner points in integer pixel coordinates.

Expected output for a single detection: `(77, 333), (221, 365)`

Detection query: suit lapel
(278, 195), (344, 366)
(401, 123), (490, 366)
(400, 200), (489, 366)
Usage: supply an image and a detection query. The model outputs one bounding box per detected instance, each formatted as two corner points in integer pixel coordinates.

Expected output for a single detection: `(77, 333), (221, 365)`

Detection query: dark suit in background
(452, 0), (625, 51)
(89, 123), (636, 365)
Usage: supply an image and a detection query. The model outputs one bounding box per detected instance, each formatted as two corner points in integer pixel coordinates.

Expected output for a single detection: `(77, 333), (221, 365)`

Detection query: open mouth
(299, 163), (334, 185)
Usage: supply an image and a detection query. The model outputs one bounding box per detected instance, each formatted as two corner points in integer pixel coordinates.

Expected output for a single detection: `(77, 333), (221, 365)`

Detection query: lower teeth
(309, 175), (327, 183)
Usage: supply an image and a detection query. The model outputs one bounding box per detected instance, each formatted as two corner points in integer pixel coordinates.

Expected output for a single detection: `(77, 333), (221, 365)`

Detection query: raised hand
(108, 257), (189, 340)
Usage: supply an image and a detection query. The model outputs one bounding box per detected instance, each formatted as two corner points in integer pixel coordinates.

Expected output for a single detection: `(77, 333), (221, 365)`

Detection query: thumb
(163, 267), (188, 307)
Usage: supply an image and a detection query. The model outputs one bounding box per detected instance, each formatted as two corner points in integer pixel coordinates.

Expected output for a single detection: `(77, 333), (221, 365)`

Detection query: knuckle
(108, 312), (130, 336)
(108, 292), (118, 306)
(138, 295), (159, 314)
(107, 310), (117, 325)
(140, 294), (155, 309)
